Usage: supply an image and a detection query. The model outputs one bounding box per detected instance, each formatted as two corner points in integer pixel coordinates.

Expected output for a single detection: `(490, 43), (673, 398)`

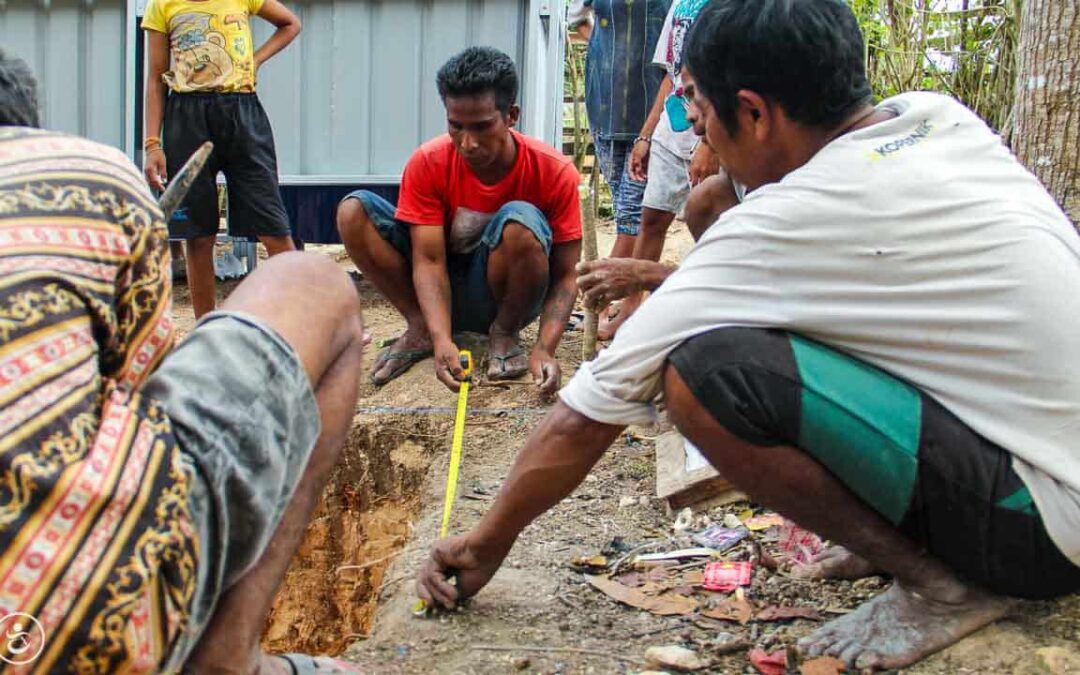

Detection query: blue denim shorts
(345, 190), (553, 333)
(142, 312), (319, 669)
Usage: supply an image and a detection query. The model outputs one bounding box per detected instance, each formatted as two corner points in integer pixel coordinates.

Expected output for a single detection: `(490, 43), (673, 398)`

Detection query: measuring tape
(414, 349), (473, 617)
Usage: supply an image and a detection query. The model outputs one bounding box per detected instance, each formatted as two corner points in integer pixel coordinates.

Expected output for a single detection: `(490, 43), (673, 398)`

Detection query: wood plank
(655, 431), (742, 509)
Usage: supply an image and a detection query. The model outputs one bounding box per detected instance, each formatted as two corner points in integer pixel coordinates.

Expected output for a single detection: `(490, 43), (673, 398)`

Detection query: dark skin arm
(412, 225), (465, 391)
(254, 0), (302, 68)
(142, 31), (170, 191)
(576, 258), (675, 310)
(416, 401), (624, 607)
(530, 240), (582, 395)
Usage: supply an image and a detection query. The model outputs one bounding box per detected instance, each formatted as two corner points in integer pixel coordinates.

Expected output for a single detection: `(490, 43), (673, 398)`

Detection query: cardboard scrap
(584, 574), (699, 616)
(800, 656), (846, 674)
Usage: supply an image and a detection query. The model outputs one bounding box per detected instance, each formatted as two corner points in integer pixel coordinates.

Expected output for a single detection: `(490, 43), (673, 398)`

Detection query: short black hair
(436, 46), (519, 114)
(686, 0), (872, 135)
(0, 49), (39, 128)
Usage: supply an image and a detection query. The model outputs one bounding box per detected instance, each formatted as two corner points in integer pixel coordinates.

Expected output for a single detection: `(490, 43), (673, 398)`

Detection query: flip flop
(370, 346), (433, 386)
(278, 653), (363, 674)
(488, 344), (528, 380)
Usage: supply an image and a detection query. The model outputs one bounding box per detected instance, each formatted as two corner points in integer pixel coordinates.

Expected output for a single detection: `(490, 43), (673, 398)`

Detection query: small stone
(1036, 646), (1080, 674)
(586, 474), (599, 483)
(619, 496), (637, 508)
(512, 656), (531, 670)
(673, 508), (694, 532)
(644, 645), (706, 672)
(639, 496), (650, 506)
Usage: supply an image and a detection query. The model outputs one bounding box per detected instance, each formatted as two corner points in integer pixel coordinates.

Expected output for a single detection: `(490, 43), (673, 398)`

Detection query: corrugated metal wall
(0, 0), (131, 151)
(253, 0), (530, 182)
(0, 0), (563, 188)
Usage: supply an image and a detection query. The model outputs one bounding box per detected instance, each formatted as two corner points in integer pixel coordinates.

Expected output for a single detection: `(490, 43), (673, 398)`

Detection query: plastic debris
(644, 645), (707, 672)
(635, 548), (716, 564)
(703, 561), (752, 592)
(691, 524), (748, 552)
(749, 648), (787, 675)
(744, 514), (786, 531)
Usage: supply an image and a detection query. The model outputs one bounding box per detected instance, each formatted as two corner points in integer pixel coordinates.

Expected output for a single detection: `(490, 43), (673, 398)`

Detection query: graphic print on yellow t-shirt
(142, 0), (266, 93)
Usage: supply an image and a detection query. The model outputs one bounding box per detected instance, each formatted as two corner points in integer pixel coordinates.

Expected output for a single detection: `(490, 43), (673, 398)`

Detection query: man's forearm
(536, 279), (577, 355)
(640, 261), (676, 292)
(472, 402), (624, 552)
(639, 75), (672, 139)
(413, 261), (453, 343)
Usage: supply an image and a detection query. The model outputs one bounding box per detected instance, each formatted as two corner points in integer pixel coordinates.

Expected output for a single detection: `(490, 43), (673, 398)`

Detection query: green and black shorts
(668, 327), (1080, 599)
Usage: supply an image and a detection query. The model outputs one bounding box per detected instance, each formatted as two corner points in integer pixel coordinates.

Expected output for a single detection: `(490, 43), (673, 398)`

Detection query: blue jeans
(593, 133), (645, 235)
(346, 190), (552, 333)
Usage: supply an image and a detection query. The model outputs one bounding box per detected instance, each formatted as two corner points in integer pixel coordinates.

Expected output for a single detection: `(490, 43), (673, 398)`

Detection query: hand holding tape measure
(413, 350), (473, 617)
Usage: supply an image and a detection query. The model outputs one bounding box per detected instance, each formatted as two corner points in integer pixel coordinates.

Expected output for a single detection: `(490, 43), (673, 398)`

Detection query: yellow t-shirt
(142, 0), (265, 93)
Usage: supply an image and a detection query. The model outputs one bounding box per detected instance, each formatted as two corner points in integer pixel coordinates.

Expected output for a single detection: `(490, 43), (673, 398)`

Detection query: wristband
(633, 136), (651, 145)
(143, 136), (162, 150)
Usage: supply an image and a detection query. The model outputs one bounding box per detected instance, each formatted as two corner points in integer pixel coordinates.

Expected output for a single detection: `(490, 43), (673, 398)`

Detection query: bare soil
(172, 224), (1080, 674)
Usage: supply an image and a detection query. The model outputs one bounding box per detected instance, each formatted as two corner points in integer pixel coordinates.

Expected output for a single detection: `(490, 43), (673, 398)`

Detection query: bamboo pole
(582, 160), (600, 361)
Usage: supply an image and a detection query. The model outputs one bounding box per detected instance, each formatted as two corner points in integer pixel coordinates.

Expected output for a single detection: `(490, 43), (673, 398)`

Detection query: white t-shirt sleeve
(652, 3), (676, 69)
(560, 210), (788, 425)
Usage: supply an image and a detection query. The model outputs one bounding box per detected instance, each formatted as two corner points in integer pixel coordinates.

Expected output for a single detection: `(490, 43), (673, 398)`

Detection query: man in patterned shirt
(0, 51), (365, 673)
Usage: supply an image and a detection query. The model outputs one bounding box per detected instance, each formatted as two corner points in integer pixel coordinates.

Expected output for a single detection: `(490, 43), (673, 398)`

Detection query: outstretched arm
(416, 401), (623, 608)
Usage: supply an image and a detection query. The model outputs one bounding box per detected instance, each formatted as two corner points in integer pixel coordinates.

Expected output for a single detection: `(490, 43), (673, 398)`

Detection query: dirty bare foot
(797, 581), (1012, 671)
(370, 325), (432, 386)
(597, 292), (642, 340)
(791, 546), (880, 580)
(488, 329), (528, 380)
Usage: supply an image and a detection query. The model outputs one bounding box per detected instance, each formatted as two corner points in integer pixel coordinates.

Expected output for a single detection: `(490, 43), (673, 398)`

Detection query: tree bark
(1008, 0), (1079, 227)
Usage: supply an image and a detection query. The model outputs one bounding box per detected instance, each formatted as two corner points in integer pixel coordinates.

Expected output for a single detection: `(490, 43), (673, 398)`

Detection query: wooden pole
(582, 160), (600, 361)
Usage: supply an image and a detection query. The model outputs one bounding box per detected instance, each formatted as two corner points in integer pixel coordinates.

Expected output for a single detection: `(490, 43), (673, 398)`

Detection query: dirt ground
(172, 222), (1080, 674)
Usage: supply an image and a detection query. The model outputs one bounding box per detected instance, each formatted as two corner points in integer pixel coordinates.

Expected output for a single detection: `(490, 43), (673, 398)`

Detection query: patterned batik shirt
(0, 127), (198, 672)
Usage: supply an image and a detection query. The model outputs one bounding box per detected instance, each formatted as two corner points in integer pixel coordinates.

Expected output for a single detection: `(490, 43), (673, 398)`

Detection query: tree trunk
(1008, 0), (1080, 227)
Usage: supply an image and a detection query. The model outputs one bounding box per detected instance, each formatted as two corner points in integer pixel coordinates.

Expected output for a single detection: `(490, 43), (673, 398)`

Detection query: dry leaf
(800, 656), (846, 674)
(755, 605), (823, 622)
(584, 575), (699, 616)
(645, 645), (707, 672)
(570, 555), (609, 571)
(701, 594), (754, 625)
(615, 571), (643, 587)
(682, 570), (705, 585)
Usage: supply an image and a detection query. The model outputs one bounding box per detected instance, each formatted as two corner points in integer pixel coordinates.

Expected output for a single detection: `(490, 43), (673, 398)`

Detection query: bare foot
(370, 325), (432, 385)
(797, 581), (1012, 671)
(791, 546), (880, 580)
(597, 292), (642, 340)
(488, 329), (528, 380)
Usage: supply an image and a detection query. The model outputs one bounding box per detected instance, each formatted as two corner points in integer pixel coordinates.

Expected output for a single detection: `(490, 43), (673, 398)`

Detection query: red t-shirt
(395, 130), (583, 253)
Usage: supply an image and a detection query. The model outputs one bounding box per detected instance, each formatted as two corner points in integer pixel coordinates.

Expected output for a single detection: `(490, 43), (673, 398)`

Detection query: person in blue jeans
(569, 0), (670, 334)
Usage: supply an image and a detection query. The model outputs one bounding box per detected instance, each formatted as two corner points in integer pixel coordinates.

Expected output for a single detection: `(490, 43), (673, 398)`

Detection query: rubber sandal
(488, 344), (528, 380)
(370, 346), (433, 386)
(278, 653), (363, 674)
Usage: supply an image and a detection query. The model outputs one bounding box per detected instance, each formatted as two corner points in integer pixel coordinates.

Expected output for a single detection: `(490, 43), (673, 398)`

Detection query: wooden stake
(582, 161), (600, 361)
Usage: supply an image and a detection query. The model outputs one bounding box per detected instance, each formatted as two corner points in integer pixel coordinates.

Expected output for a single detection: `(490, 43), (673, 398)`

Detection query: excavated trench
(262, 415), (442, 655)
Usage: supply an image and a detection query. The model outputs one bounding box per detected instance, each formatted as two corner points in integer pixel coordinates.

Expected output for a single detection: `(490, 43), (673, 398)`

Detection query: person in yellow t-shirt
(142, 0), (300, 319)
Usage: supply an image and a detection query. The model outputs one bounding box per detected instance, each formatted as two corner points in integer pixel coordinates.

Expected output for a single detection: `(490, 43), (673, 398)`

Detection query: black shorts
(163, 92), (290, 240)
(669, 327), (1080, 599)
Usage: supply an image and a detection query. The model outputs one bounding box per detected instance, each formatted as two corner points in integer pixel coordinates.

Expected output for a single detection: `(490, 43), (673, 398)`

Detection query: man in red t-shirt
(337, 47), (583, 394)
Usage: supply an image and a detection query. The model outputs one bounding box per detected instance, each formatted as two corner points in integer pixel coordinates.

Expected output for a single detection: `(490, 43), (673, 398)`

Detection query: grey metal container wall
(253, 0), (566, 186)
(1, 0), (564, 182)
(0, 0), (134, 155)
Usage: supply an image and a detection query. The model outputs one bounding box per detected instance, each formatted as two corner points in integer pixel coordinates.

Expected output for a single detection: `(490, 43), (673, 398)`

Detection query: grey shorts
(642, 141), (692, 216)
(142, 312), (320, 668)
